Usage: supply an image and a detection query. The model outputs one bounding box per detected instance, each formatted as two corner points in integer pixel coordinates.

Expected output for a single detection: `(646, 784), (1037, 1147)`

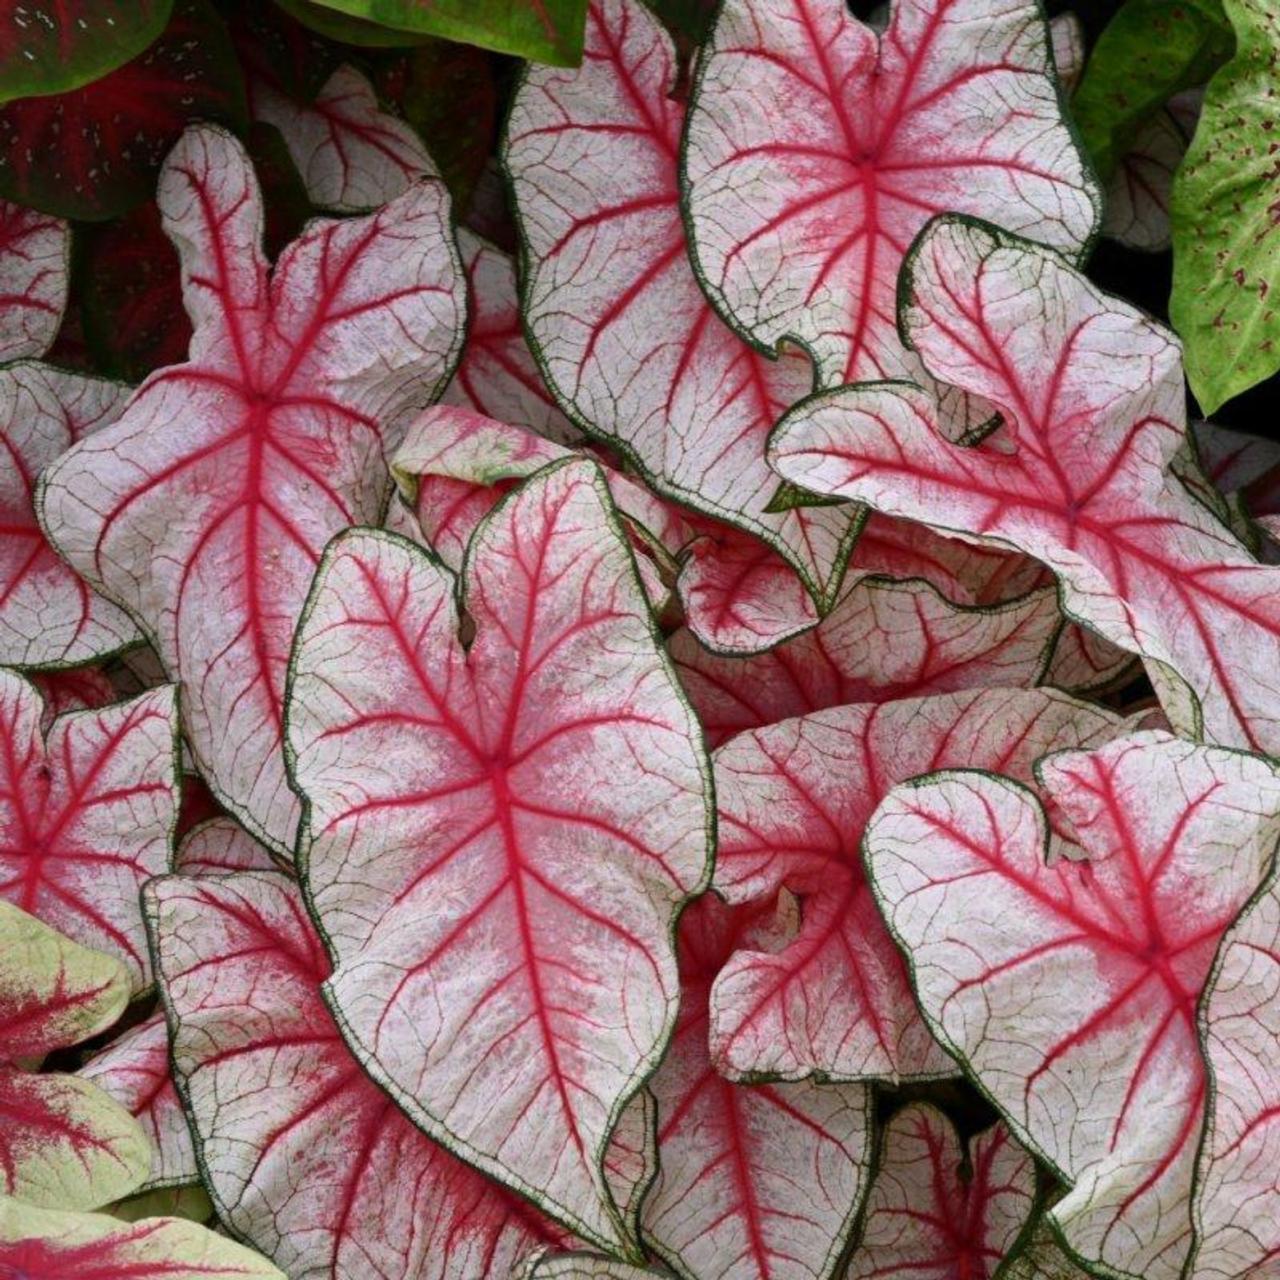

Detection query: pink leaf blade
(0, 200), (68, 361)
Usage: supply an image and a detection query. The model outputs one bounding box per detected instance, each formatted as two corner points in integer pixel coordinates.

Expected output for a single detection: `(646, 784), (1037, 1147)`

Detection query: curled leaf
(0, 200), (67, 361)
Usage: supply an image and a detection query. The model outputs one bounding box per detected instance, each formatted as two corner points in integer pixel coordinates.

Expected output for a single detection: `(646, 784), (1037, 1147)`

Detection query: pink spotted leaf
(864, 732), (1280, 1280)
(0, 201), (68, 361)
(38, 123), (465, 856)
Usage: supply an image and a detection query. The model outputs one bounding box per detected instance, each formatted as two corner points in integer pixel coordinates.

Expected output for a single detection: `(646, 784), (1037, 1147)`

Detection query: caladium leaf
(671, 578), (1063, 746)
(519, 1256), (668, 1280)
(846, 1104), (1036, 1280)
(1191, 859), (1280, 1280)
(771, 216), (1280, 755)
(643, 894), (873, 1280)
(1049, 12), (1085, 92)
(0, 1196), (285, 1279)
(145, 870), (574, 1280)
(1193, 420), (1280, 506)
(0, 2), (172, 104)
(105, 1183), (213, 1225)
(680, 0), (1099, 393)
(0, 670), (179, 989)
(286, 458), (712, 1251)
(0, 0), (248, 221)
(39, 123), (466, 856)
(710, 688), (1122, 1085)
(864, 733), (1280, 1280)
(506, 0), (859, 619)
(79, 1010), (198, 1194)
(0, 200), (67, 362)
(174, 818), (279, 875)
(31, 666), (117, 731)
(249, 63), (434, 213)
(1003, 1222), (1096, 1280)
(0, 901), (150, 1210)
(0, 362), (136, 670)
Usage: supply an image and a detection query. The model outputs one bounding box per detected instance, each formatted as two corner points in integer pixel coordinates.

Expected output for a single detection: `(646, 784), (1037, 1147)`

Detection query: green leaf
(1072, 0), (1232, 179)
(1170, 0), (1280, 412)
(271, 0), (431, 47)
(0, 2), (173, 104)
(305, 0), (588, 64)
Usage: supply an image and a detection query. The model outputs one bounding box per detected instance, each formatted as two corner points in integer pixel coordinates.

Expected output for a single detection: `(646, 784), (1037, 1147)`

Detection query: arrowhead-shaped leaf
(847, 1104), (1036, 1280)
(286, 458), (712, 1251)
(710, 688), (1122, 1084)
(0, 201), (67, 361)
(681, 0), (1098, 392)
(145, 870), (574, 1280)
(865, 732), (1280, 1280)
(771, 216), (1280, 754)
(0, 671), (179, 989)
(505, 0), (859, 619)
(0, 363), (136, 669)
(39, 123), (465, 856)
(643, 894), (873, 1280)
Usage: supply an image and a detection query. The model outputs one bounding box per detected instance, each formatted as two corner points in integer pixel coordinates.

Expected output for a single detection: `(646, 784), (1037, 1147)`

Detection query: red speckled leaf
(0, 670), (179, 991)
(642, 894), (872, 1280)
(0, 362), (136, 670)
(847, 1105), (1036, 1280)
(145, 870), (572, 1279)
(0, 200), (67, 361)
(0, 0), (248, 221)
(681, 0), (1098, 395)
(709, 688), (1121, 1085)
(865, 733), (1280, 1280)
(286, 459), (712, 1250)
(39, 124), (465, 856)
(505, 0), (859, 619)
(771, 216), (1280, 754)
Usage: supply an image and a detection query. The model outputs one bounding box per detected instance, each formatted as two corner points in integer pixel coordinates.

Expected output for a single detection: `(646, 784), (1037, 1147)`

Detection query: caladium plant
(0, 200), (67, 362)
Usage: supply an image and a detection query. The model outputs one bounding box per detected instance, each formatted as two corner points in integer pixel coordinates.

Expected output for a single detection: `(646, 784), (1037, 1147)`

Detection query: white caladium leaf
(0, 362), (136, 669)
(519, 1255), (668, 1280)
(1050, 12), (1086, 91)
(865, 733), (1280, 1280)
(174, 818), (280, 875)
(0, 670), (179, 990)
(672, 578), (1062, 746)
(31, 666), (118, 731)
(249, 63), (435, 213)
(681, 0), (1099, 392)
(1191, 861), (1280, 1279)
(145, 870), (575, 1280)
(710, 688), (1122, 1085)
(771, 216), (1280, 754)
(643, 894), (873, 1280)
(39, 124), (465, 856)
(1192, 420), (1280, 538)
(0, 901), (150, 1211)
(1003, 1222), (1096, 1280)
(79, 1010), (199, 1194)
(847, 1105), (1036, 1280)
(287, 458), (712, 1251)
(506, 0), (858, 618)
(0, 1196), (285, 1280)
(0, 199), (68, 361)
(444, 230), (578, 444)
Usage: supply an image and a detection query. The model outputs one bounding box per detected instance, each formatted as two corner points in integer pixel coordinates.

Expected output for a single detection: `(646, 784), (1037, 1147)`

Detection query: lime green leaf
(305, 0), (587, 64)
(1171, 0), (1280, 412)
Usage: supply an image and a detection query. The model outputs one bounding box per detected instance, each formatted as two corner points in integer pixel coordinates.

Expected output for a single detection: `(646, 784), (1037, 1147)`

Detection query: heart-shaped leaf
(771, 216), (1280, 755)
(286, 458), (712, 1251)
(0, 200), (67, 361)
(681, 0), (1098, 392)
(847, 1104), (1036, 1280)
(145, 870), (575, 1280)
(642, 894), (873, 1280)
(710, 688), (1122, 1085)
(505, 0), (859, 627)
(865, 733), (1280, 1280)
(0, 363), (135, 669)
(0, 671), (179, 990)
(39, 123), (465, 856)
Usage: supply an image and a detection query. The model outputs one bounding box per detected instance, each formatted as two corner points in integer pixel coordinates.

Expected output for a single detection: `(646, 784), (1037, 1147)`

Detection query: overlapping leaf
(771, 216), (1280, 754)
(0, 363), (135, 668)
(287, 458), (712, 1251)
(710, 688), (1122, 1085)
(865, 733), (1280, 1280)
(145, 870), (575, 1280)
(0, 670), (178, 988)
(0, 200), (67, 361)
(847, 1105), (1035, 1280)
(39, 123), (465, 855)
(642, 894), (872, 1280)
(681, 0), (1098, 395)
(173, 818), (278, 875)
(506, 0), (859, 632)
